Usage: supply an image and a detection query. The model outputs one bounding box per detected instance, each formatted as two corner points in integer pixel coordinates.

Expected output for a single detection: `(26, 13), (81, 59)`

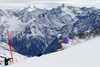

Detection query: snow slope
(0, 42), (27, 66)
(6, 37), (100, 67)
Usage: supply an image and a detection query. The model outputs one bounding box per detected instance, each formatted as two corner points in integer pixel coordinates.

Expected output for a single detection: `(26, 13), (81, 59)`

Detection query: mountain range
(0, 4), (100, 56)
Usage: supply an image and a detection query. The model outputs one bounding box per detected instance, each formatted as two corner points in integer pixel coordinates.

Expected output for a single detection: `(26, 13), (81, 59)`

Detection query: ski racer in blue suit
(57, 34), (72, 49)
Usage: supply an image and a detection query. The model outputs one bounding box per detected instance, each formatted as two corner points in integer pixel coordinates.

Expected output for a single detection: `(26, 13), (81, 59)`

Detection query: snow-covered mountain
(69, 8), (100, 37)
(0, 5), (47, 41)
(6, 36), (100, 67)
(27, 5), (36, 11)
(0, 42), (27, 66)
(10, 4), (79, 56)
(0, 4), (100, 56)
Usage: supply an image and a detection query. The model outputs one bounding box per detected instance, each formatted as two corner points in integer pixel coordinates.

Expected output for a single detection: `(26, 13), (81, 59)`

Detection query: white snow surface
(28, 5), (36, 11)
(6, 37), (100, 67)
(0, 42), (27, 66)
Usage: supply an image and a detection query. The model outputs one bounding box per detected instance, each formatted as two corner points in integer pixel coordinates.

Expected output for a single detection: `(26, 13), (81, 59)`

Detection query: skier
(57, 34), (72, 49)
(4, 57), (12, 66)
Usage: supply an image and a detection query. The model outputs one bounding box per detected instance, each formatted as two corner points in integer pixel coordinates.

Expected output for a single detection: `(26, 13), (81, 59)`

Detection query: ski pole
(64, 26), (70, 35)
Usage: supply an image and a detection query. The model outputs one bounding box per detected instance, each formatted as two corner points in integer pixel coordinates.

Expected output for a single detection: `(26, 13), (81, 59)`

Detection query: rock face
(0, 4), (100, 56)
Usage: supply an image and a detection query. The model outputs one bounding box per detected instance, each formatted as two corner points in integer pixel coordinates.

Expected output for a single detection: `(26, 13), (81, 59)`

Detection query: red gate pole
(6, 30), (14, 63)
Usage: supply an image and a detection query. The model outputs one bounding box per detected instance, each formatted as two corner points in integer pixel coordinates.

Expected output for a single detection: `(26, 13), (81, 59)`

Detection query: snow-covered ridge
(72, 27), (100, 45)
(6, 36), (100, 67)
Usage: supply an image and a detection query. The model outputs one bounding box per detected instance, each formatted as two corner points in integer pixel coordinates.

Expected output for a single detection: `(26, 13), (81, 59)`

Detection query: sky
(0, 0), (100, 9)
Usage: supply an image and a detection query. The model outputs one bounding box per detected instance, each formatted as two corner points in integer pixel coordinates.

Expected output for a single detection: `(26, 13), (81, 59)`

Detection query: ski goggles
(59, 35), (62, 39)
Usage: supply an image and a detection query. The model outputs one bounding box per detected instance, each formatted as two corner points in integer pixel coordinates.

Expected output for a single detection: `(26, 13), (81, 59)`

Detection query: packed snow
(6, 36), (100, 67)
(0, 42), (27, 66)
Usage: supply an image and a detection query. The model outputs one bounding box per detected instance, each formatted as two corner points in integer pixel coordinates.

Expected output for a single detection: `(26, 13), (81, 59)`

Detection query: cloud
(0, 0), (99, 9)
(25, 0), (86, 4)
(0, 0), (28, 3)
(0, 3), (24, 6)
(96, 1), (100, 3)
(0, 0), (88, 3)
